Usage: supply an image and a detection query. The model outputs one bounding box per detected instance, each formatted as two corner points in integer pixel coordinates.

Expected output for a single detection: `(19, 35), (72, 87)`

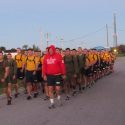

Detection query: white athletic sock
(50, 98), (54, 104)
(57, 95), (61, 100)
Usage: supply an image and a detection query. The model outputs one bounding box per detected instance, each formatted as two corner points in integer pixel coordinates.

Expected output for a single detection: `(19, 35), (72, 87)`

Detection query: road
(0, 57), (125, 125)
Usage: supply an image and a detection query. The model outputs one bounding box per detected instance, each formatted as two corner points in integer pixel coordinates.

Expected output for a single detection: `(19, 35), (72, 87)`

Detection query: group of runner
(0, 45), (116, 108)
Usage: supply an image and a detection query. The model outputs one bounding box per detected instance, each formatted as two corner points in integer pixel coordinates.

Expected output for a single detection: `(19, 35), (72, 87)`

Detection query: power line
(108, 26), (125, 32)
(106, 24), (109, 47)
(68, 26), (105, 42)
(113, 13), (118, 47)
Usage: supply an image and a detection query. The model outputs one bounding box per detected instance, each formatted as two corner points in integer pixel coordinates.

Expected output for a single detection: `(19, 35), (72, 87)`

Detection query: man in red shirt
(43, 45), (66, 109)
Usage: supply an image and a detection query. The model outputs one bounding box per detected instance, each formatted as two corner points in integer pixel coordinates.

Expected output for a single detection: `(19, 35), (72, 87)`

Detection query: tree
(32, 44), (40, 51)
(11, 48), (16, 52)
(0, 46), (6, 52)
(22, 45), (28, 50)
(118, 45), (125, 53)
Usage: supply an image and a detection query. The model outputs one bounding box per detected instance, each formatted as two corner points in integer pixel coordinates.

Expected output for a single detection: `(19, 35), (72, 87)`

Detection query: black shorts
(93, 65), (97, 73)
(79, 67), (85, 74)
(36, 71), (43, 82)
(26, 70), (36, 84)
(66, 72), (74, 82)
(47, 75), (63, 86)
(101, 62), (106, 70)
(112, 60), (114, 64)
(85, 67), (93, 77)
(106, 62), (110, 68)
(7, 74), (17, 84)
(16, 68), (25, 80)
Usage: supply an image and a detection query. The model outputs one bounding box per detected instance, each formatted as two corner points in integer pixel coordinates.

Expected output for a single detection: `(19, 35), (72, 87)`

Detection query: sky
(0, 0), (125, 50)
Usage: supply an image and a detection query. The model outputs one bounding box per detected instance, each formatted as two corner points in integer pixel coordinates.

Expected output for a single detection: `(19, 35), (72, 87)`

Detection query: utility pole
(60, 37), (64, 50)
(113, 13), (118, 47)
(40, 32), (42, 52)
(106, 24), (109, 47)
(46, 33), (49, 47)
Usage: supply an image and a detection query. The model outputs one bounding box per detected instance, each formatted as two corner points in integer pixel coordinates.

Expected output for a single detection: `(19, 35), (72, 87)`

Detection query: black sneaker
(82, 87), (85, 90)
(79, 87), (82, 91)
(65, 96), (70, 101)
(34, 93), (37, 98)
(86, 84), (89, 88)
(78, 89), (83, 94)
(15, 93), (19, 98)
(7, 97), (12, 105)
(48, 104), (55, 109)
(44, 96), (49, 101)
(88, 85), (91, 88)
(7, 100), (11, 105)
(87, 84), (91, 88)
(42, 89), (45, 94)
(9, 96), (12, 100)
(27, 96), (32, 100)
(34, 93), (38, 98)
(72, 91), (76, 96)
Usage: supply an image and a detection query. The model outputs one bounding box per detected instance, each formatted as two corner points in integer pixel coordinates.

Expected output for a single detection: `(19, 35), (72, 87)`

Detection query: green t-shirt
(77, 54), (86, 69)
(64, 55), (74, 74)
(7, 59), (17, 75)
(0, 60), (9, 79)
(72, 55), (79, 74)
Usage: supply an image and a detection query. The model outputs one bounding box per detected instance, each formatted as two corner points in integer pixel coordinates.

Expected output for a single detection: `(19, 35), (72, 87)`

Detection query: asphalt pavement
(0, 57), (125, 125)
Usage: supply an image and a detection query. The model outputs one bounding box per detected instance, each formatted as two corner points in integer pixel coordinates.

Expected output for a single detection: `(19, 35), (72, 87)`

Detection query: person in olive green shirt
(5, 53), (17, 105)
(64, 48), (75, 100)
(72, 49), (80, 96)
(77, 47), (86, 92)
(0, 51), (10, 105)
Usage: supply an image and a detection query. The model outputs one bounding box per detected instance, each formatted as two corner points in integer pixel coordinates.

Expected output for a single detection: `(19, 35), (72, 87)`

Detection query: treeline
(0, 44), (40, 52)
(117, 45), (125, 54)
(0, 44), (125, 54)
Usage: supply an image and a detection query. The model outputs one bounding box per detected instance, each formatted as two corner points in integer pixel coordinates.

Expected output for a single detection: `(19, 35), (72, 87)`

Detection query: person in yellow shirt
(41, 47), (50, 101)
(84, 50), (94, 88)
(110, 51), (116, 72)
(100, 51), (106, 77)
(92, 50), (99, 82)
(96, 51), (101, 79)
(25, 48), (39, 100)
(14, 48), (26, 98)
(105, 51), (112, 75)
(103, 51), (109, 75)
(33, 50), (43, 98)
